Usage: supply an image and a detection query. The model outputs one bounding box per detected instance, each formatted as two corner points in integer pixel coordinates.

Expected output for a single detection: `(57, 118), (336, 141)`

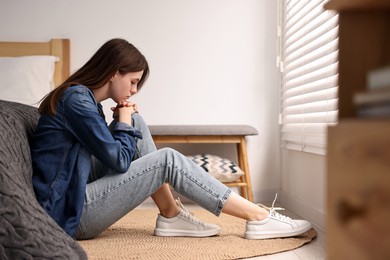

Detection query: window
(279, 0), (339, 155)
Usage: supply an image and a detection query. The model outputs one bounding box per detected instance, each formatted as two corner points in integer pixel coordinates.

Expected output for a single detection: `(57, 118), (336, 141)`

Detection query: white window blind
(280, 0), (339, 155)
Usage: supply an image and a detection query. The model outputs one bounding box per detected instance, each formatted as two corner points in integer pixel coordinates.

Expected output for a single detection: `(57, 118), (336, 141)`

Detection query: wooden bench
(149, 125), (258, 202)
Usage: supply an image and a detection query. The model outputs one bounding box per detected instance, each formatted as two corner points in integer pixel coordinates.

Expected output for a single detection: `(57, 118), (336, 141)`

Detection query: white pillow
(0, 55), (58, 107)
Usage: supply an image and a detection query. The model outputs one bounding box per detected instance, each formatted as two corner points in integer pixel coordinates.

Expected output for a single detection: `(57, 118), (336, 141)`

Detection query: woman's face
(110, 70), (144, 103)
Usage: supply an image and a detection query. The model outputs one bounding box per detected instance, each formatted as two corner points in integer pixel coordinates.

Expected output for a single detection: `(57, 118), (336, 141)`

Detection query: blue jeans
(75, 113), (231, 239)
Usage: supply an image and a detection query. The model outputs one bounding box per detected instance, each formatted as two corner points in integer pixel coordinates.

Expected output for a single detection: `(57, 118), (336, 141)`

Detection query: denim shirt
(31, 85), (142, 237)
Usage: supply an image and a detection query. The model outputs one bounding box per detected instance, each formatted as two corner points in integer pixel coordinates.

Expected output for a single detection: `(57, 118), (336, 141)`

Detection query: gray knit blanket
(0, 100), (87, 259)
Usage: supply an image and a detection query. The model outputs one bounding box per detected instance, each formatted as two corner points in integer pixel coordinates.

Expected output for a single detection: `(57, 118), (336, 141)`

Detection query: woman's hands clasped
(111, 101), (138, 125)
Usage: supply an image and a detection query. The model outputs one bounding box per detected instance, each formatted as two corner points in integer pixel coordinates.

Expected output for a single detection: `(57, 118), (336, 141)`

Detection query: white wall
(0, 0), (281, 203)
(281, 150), (326, 230)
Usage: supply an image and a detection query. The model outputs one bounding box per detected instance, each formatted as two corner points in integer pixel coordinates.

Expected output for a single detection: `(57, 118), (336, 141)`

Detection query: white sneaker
(154, 198), (221, 237)
(244, 194), (312, 240)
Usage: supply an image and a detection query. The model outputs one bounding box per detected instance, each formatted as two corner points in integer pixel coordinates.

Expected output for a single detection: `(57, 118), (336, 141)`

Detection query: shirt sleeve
(62, 89), (140, 173)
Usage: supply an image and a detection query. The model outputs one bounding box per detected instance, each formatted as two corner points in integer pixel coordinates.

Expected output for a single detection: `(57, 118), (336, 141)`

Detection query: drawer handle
(337, 200), (367, 224)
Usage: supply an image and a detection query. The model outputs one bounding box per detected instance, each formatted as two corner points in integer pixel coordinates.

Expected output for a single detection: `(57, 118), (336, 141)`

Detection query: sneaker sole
(154, 227), (221, 237)
(244, 224), (312, 240)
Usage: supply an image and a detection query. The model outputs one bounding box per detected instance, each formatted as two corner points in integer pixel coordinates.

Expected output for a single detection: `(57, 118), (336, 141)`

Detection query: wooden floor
(139, 198), (326, 259)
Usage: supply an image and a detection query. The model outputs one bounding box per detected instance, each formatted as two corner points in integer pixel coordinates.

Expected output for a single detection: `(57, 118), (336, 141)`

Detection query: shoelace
(175, 198), (203, 225)
(175, 197), (194, 215)
(258, 193), (293, 223)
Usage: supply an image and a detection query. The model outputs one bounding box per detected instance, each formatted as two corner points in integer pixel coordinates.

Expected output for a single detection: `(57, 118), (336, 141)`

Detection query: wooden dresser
(325, 0), (390, 259)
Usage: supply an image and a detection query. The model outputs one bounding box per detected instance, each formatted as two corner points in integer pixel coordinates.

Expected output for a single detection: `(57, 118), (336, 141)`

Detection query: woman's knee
(158, 147), (180, 159)
(131, 112), (146, 128)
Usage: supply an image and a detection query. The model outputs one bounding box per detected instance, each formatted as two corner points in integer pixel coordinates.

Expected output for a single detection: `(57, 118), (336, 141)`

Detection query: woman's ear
(110, 72), (118, 81)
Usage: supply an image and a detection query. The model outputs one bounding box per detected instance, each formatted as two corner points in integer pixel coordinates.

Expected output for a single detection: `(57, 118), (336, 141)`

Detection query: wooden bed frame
(0, 39), (70, 86)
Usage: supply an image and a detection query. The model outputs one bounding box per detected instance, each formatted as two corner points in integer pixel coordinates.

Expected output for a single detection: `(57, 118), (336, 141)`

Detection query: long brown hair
(39, 38), (149, 115)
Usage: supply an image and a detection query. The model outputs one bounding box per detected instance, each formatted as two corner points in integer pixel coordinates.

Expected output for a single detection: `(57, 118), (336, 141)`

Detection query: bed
(0, 39), (87, 259)
(0, 38), (70, 85)
(0, 39), (70, 106)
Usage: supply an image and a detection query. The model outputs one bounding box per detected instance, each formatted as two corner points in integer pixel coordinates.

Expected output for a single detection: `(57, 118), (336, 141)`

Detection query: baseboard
(279, 191), (326, 232)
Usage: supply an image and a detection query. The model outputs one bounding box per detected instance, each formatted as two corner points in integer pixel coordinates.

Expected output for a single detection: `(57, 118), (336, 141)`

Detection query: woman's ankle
(252, 207), (269, 221)
(159, 206), (180, 218)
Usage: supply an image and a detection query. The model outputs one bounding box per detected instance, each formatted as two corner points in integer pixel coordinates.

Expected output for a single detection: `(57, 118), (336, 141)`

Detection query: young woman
(31, 38), (311, 240)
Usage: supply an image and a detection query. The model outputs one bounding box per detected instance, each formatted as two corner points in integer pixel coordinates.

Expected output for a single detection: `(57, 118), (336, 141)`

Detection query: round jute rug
(78, 208), (317, 259)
